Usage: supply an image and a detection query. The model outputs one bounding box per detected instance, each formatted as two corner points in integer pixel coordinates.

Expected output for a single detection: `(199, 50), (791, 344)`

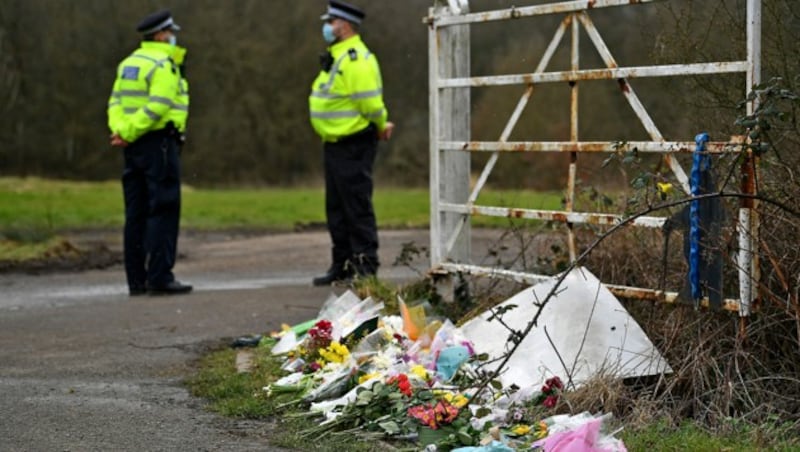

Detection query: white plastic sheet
(460, 267), (671, 390)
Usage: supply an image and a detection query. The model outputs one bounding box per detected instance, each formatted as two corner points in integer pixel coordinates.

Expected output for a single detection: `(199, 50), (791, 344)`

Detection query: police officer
(309, 1), (395, 286)
(107, 10), (192, 296)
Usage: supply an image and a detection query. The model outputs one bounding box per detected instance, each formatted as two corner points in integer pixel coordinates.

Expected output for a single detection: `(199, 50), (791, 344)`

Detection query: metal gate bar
(427, 0), (761, 316)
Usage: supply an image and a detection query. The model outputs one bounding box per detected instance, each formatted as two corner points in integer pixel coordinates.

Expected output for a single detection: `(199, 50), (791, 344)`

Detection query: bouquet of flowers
(407, 399), (460, 430)
(407, 391), (477, 449)
(539, 376), (564, 408)
(296, 320), (333, 373)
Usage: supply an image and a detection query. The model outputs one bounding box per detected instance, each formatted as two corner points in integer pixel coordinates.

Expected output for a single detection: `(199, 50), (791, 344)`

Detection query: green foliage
(186, 348), (275, 418)
(188, 342), (800, 451)
(6, 0), (785, 189)
(622, 419), (800, 452)
(0, 177), (562, 233)
(187, 344), (382, 451)
(0, 236), (66, 261)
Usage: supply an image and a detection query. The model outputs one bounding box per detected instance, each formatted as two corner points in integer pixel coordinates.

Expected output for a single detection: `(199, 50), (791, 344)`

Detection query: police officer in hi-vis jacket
(309, 1), (395, 286)
(107, 10), (192, 296)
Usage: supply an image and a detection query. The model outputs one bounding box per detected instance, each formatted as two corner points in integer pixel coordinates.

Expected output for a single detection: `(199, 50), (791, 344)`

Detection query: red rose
(546, 376), (564, 390)
(543, 395), (558, 408)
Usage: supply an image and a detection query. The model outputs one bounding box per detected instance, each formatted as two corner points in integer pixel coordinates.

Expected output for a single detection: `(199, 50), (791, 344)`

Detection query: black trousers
(121, 129), (181, 290)
(323, 125), (379, 273)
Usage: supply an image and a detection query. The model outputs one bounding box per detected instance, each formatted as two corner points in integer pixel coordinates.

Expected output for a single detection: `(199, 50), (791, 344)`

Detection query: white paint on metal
(576, 12), (691, 194)
(435, 0), (661, 27)
(439, 62), (749, 88)
(440, 140), (740, 153)
(444, 15), (572, 258)
(738, 208), (753, 316)
(428, 1), (761, 311)
(428, 7), (442, 266)
(440, 202), (667, 228)
(741, 0), (762, 314)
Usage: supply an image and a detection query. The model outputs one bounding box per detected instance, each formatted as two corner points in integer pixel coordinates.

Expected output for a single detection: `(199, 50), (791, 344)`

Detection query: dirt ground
(0, 228), (513, 451)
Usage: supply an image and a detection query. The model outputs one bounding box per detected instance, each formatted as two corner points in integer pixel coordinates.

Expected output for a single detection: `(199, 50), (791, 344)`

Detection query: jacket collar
(140, 41), (179, 58)
(329, 35), (362, 56)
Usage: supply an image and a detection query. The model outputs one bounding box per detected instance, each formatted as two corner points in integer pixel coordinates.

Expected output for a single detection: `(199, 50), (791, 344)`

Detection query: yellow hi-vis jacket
(308, 35), (388, 142)
(107, 41), (184, 143)
(167, 46), (190, 133)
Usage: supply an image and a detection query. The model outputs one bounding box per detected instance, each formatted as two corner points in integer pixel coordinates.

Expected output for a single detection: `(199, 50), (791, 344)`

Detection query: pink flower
(543, 395), (558, 408)
(408, 405), (438, 429)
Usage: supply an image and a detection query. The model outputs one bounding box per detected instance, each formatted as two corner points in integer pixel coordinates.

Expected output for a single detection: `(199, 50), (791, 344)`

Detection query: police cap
(136, 10), (181, 34)
(320, 1), (365, 25)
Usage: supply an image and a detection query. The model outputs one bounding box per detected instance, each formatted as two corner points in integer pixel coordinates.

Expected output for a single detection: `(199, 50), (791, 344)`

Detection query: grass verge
(185, 278), (800, 451)
(0, 177), (562, 232)
(0, 176), (561, 262)
(188, 343), (799, 451)
(186, 346), (386, 452)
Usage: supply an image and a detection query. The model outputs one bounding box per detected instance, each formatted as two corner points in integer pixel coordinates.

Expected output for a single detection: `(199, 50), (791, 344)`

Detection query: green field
(0, 177), (563, 233)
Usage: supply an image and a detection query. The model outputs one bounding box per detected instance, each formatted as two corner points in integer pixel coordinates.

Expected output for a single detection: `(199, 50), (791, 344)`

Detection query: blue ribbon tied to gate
(689, 132), (710, 303)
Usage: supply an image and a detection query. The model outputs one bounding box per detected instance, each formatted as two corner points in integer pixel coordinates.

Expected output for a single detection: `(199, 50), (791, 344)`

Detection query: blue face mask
(322, 23), (335, 44)
(168, 34), (177, 46)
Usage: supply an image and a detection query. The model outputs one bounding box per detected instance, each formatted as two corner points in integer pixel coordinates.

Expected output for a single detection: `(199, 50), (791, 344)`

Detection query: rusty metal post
(566, 13), (579, 262)
(738, 0), (761, 334)
(429, 1), (471, 301)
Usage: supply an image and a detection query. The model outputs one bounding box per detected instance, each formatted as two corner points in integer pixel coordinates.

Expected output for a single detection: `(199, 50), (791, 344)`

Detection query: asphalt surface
(0, 229), (440, 452)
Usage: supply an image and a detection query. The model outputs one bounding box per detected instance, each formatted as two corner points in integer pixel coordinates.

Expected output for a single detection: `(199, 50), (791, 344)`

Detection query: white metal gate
(426, 0), (761, 316)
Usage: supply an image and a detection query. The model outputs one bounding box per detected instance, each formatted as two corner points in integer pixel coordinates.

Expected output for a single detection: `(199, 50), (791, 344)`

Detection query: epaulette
(348, 48), (358, 61)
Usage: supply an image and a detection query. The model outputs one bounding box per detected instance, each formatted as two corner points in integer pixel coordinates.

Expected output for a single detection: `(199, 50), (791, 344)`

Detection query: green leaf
(355, 390), (374, 406)
(490, 380), (503, 390)
(457, 428), (474, 445)
(416, 390), (434, 401)
(379, 420), (401, 435)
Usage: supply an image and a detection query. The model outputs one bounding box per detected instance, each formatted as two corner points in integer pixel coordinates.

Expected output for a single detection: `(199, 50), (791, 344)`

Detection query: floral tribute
(387, 373), (413, 397)
(407, 399), (460, 430)
(264, 293), (627, 451)
(540, 376), (564, 408)
(318, 341), (350, 364)
(296, 319), (334, 373)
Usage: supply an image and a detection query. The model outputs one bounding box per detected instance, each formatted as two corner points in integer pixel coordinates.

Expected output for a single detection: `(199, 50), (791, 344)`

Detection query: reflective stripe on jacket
(107, 41), (182, 142)
(166, 46), (189, 133)
(308, 35), (388, 142)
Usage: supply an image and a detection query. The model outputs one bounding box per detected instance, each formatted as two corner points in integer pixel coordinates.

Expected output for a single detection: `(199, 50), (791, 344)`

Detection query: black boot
(312, 262), (352, 286)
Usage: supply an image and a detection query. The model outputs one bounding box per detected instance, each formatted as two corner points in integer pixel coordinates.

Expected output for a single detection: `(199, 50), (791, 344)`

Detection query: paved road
(0, 229), (435, 452)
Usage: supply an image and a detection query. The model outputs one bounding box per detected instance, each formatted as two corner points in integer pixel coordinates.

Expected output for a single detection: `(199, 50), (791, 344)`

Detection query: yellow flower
(410, 364), (429, 380)
(332, 342), (350, 357)
(656, 182), (673, 200)
(358, 372), (380, 384)
(511, 424), (531, 436)
(439, 391), (469, 408)
(451, 394), (469, 408)
(319, 341), (350, 363)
